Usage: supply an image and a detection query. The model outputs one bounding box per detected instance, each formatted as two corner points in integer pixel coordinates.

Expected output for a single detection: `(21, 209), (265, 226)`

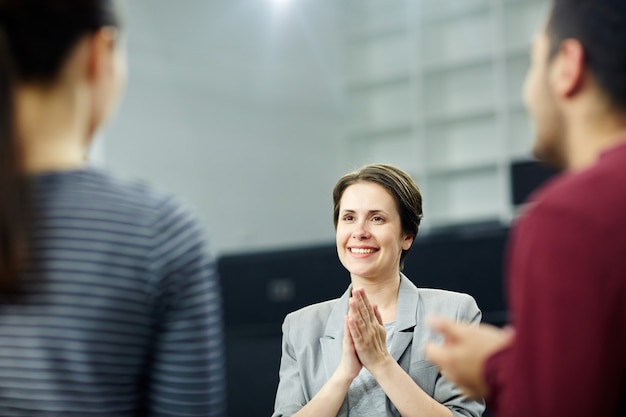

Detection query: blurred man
(425, 0), (626, 416)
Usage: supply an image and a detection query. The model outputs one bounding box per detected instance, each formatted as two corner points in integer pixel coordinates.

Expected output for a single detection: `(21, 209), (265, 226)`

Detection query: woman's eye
(343, 215), (354, 221)
(372, 216), (384, 223)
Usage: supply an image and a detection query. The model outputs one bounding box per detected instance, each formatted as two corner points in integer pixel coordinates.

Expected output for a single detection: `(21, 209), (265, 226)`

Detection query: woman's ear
(402, 234), (414, 251)
(85, 27), (118, 83)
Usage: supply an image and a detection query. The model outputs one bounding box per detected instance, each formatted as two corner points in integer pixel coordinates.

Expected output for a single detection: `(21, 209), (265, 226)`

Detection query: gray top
(0, 168), (226, 416)
(347, 322), (396, 416)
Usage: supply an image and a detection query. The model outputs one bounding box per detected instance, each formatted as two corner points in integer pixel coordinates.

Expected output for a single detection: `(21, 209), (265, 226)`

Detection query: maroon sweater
(484, 142), (626, 417)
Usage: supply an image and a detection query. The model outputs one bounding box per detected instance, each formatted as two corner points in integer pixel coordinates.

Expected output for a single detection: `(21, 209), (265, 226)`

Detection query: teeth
(350, 248), (375, 254)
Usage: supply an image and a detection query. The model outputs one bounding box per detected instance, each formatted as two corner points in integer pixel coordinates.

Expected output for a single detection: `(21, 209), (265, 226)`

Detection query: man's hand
(425, 316), (513, 399)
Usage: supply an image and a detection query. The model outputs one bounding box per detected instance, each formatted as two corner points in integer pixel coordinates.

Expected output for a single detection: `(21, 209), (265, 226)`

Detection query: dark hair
(0, 0), (121, 291)
(332, 164), (423, 270)
(546, 0), (626, 110)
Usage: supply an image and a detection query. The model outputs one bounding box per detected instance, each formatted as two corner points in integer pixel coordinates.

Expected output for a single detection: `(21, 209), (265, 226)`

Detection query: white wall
(103, 0), (346, 255)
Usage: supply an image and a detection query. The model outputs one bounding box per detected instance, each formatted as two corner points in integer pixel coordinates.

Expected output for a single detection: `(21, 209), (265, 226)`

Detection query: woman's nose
(351, 222), (370, 239)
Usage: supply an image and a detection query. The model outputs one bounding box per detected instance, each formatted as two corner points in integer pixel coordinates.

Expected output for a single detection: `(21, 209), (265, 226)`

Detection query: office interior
(99, 0), (558, 415)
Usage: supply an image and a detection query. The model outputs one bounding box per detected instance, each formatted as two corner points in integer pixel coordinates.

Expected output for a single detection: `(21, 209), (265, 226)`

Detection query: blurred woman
(0, 1), (225, 415)
(273, 164), (484, 417)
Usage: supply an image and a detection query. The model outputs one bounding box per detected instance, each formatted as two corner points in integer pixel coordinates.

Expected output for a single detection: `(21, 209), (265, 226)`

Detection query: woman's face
(336, 181), (414, 282)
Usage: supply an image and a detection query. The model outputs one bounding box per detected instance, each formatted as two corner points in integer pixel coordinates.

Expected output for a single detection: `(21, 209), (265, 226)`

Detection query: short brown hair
(332, 164), (423, 269)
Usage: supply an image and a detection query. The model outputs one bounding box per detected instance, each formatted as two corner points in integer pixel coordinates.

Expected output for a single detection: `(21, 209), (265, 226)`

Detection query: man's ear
(552, 39), (586, 99)
(85, 27), (118, 82)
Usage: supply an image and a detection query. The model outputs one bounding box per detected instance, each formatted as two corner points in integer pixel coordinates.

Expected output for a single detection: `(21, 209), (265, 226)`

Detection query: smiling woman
(272, 164), (486, 417)
(335, 182), (414, 288)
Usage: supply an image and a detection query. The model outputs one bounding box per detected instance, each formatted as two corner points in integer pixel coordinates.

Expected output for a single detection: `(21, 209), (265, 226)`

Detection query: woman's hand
(336, 316), (363, 382)
(292, 317), (362, 417)
(347, 288), (391, 373)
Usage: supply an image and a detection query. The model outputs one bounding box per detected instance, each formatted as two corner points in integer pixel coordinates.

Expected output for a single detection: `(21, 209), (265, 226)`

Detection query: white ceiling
(125, 0), (344, 109)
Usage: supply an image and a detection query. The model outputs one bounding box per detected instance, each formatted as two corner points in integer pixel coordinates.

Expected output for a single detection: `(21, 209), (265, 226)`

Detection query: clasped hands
(336, 288), (514, 400)
(338, 288), (391, 381)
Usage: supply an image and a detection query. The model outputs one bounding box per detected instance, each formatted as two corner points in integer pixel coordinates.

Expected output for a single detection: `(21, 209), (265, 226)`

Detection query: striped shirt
(0, 168), (226, 416)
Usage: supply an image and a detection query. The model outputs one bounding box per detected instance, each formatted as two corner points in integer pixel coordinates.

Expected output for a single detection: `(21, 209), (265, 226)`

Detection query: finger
(355, 289), (375, 323)
(423, 341), (448, 369)
(502, 325), (515, 338)
(361, 291), (376, 320)
(349, 298), (370, 331)
(373, 304), (384, 326)
(426, 315), (467, 342)
(371, 305), (388, 352)
(343, 316), (354, 348)
(348, 298), (363, 324)
(347, 316), (362, 341)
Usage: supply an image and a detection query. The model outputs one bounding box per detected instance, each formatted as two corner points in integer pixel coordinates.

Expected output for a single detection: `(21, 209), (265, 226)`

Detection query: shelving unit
(341, 0), (548, 231)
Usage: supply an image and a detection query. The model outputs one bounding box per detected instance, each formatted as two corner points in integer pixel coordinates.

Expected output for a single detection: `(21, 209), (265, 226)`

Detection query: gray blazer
(272, 275), (485, 417)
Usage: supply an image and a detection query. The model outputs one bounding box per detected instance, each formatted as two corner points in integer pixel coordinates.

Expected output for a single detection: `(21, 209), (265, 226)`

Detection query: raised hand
(424, 316), (513, 399)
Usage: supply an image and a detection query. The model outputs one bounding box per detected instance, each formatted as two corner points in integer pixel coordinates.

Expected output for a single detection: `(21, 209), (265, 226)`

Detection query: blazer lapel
(320, 285), (351, 380)
(388, 274), (419, 362)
